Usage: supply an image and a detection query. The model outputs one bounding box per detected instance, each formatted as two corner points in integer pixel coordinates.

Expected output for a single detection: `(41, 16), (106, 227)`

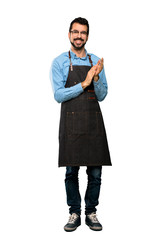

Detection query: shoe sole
(86, 222), (102, 231)
(64, 223), (81, 232)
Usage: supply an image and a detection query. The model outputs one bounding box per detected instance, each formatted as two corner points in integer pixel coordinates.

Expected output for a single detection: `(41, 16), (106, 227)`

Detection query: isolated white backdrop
(0, 0), (160, 239)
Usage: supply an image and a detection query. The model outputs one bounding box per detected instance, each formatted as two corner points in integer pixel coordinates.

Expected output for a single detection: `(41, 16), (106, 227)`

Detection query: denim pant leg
(65, 166), (81, 215)
(85, 166), (102, 215)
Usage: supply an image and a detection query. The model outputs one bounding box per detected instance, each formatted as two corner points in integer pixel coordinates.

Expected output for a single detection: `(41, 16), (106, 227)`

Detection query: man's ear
(68, 32), (71, 40)
(86, 35), (89, 42)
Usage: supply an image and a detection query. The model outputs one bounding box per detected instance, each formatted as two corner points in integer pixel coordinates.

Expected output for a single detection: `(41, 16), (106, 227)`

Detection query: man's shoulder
(51, 50), (100, 67)
(52, 51), (69, 67)
(55, 51), (68, 60)
(88, 53), (100, 64)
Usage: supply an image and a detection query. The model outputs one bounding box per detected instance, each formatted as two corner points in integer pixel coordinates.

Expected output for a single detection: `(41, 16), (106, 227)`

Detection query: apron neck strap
(68, 51), (93, 71)
(88, 54), (93, 67)
(68, 50), (73, 71)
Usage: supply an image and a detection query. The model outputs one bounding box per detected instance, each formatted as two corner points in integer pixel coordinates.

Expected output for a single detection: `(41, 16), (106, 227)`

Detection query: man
(50, 17), (112, 232)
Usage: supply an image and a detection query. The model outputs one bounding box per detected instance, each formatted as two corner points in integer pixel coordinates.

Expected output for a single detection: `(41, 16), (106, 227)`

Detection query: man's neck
(71, 46), (86, 58)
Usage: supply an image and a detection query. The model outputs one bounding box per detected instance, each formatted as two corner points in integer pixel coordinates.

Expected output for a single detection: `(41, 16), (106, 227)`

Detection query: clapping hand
(94, 58), (104, 81)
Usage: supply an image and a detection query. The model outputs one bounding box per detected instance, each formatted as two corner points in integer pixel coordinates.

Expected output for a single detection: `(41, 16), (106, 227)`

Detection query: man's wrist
(94, 75), (99, 82)
(81, 80), (88, 89)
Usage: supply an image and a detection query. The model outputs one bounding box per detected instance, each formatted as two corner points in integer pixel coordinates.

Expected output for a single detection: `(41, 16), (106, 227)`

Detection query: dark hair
(69, 17), (89, 35)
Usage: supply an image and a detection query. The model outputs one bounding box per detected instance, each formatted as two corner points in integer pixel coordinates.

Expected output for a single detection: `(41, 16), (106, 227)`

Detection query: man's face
(68, 23), (88, 50)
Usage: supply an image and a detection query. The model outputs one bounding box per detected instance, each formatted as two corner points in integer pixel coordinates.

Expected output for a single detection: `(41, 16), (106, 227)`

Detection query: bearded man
(50, 17), (112, 232)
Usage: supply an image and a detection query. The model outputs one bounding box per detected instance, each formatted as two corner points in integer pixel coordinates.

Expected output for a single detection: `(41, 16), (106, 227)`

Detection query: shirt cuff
(76, 82), (84, 93)
(93, 78), (103, 89)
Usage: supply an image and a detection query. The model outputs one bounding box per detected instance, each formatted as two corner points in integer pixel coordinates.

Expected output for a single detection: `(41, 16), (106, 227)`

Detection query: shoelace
(68, 213), (78, 224)
(89, 213), (99, 223)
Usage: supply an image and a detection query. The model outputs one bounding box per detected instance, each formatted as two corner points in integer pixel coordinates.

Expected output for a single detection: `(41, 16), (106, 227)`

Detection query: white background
(0, 0), (160, 239)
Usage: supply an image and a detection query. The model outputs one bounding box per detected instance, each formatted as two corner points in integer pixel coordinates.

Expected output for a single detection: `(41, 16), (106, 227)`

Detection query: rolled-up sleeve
(50, 59), (83, 103)
(93, 67), (108, 101)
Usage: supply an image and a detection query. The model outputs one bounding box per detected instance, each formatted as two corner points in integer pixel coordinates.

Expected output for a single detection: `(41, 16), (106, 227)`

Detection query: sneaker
(64, 213), (81, 232)
(85, 212), (102, 231)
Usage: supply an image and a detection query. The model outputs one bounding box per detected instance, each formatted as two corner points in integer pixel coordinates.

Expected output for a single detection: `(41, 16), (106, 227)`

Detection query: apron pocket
(66, 111), (104, 137)
(66, 112), (87, 136)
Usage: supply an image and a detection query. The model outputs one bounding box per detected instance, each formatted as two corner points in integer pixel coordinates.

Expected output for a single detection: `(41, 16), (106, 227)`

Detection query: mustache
(74, 38), (84, 41)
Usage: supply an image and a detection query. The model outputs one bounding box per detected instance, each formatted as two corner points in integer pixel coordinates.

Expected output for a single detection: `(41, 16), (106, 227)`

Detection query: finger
(100, 58), (104, 66)
(92, 67), (97, 75)
(89, 67), (97, 77)
(97, 59), (101, 66)
(99, 58), (104, 71)
(91, 65), (97, 72)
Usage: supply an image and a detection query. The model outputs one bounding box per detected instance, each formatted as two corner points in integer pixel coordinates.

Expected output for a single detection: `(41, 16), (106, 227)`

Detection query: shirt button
(74, 81), (77, 84)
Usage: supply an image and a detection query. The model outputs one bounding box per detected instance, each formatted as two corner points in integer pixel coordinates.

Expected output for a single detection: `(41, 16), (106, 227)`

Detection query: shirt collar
(70, 48), (88, 60)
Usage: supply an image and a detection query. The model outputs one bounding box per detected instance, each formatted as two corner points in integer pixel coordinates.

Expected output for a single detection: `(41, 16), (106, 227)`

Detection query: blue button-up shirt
(50, 49), (108, 103)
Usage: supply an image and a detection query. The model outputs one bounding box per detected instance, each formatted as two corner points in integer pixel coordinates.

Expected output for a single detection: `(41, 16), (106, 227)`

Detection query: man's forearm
(54, 83), (83, 103)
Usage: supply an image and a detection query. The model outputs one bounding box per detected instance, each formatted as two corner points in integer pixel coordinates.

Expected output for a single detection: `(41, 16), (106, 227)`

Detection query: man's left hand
(94, 58), (104, 82)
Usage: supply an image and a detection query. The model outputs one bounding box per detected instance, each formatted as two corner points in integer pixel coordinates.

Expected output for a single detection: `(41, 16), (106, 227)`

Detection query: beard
(70, 38), (87, 50)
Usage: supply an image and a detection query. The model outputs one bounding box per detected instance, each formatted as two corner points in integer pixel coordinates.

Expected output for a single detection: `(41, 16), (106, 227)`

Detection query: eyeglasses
(70, 30), (88, 36)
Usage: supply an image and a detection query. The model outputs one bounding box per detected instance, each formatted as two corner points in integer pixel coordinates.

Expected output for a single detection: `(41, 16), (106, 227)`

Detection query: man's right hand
(81, 65), (97, 89)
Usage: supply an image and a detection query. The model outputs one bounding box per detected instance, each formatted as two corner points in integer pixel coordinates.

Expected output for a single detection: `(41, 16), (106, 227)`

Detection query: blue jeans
(65, 166), (102, 215)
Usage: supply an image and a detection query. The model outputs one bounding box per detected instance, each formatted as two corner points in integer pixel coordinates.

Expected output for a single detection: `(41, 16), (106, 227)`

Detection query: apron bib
(58, 51), (111, 167)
